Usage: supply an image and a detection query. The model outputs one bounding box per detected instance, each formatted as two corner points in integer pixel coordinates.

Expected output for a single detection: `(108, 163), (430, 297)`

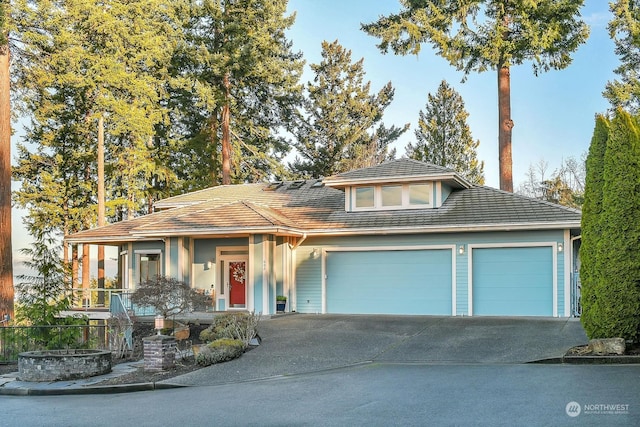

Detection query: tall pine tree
(0, 0), (12, 321)
(13, 0), (182, 293)
(406, 80), (484, 185)
(362, 0), (589, 192)
(177, 0), (303, 186)
(290, 40), (408, 178)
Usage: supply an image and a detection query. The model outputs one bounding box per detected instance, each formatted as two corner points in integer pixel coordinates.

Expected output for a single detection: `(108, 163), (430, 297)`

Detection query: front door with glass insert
(227, 260), (247, 308)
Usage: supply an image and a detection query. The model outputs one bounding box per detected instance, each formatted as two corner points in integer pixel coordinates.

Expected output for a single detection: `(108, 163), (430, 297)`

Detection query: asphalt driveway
(165, 314), (588, 387)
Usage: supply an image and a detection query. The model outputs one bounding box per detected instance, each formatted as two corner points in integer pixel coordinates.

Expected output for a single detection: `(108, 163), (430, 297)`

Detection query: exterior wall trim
(126, 242), (133, 289)
(164, 239), (170, 278)
(563, 229), (571, 317)
(189, 238), (195, 288)
(467, 242), (559, 317)
(319, 244), (457, 315)
(177, 237), (184, 282)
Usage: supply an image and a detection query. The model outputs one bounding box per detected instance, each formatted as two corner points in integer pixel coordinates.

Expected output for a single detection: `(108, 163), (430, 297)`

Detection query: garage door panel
(473, 247), (553, 316)
(327, 250), (452, 315)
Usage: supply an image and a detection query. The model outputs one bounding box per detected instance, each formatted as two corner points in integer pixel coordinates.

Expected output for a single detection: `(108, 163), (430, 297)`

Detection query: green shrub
(199, 312), (260, 346)
(196, 338), (245, 366)
(581, 111), (640, 341)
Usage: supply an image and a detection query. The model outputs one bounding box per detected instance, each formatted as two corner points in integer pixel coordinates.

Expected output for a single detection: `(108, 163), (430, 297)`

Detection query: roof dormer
(322, 159), (471, 213)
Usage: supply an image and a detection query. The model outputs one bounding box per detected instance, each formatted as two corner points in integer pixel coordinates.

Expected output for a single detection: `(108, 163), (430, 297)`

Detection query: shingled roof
(323, 158), (471, 189)
(66, 164), (581, 244)
(327, 158), (456, 180)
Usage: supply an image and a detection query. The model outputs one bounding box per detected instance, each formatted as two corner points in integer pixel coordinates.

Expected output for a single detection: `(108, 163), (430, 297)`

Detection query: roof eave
(302, 221), (581, 236)
(323, 173), (471, 189)
(64, 221), (580, 244)
(130, 226), (307, 238)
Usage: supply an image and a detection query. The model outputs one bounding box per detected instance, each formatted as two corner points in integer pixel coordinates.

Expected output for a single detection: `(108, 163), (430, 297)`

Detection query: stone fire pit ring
(18, 349), (112, 382)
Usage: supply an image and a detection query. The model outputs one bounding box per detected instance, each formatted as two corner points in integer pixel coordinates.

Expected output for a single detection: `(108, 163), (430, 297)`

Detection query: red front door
(228, 261), (246, 307)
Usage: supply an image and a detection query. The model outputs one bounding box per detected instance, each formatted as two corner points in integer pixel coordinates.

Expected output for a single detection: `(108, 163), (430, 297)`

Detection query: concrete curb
(529, 355), (640, 365)
(0, 381), (187, 396)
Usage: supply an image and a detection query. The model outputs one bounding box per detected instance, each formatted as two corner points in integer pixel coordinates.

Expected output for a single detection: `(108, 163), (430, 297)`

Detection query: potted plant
(276, 295), (287, 312)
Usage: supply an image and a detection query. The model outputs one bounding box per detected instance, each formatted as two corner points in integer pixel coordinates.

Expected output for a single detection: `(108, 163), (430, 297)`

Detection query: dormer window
(409, 183), (431, 205)
(355, 186), (375, 208)
(350, 182), (434, 211)
(381, 185), (402, 207)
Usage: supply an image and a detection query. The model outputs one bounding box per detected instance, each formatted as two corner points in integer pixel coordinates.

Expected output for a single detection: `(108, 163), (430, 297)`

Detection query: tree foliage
(290, 40), (407, 178)
(406, 80), (484, 185)
(14, 220), (79, 327)
(517, 156), (585, 208)
(362, 0), (590, 192)
(580, 115), (608, 338)
(605, 0), (640, 114)
(13, 0), (181, 228)
(131, 276), (209, 319)
(176, 0), (303, 186)
(581, 111), (640, 341)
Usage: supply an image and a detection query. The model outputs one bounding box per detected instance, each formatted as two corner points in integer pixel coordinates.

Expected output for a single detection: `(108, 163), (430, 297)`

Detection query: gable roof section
(323, 158), (472, 189)
(66, 177), (581, 244)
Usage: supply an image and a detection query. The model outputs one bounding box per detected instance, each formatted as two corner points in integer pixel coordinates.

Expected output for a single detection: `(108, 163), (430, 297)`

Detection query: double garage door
(326, 249), (453, 315)
(324, 246), (554, 316)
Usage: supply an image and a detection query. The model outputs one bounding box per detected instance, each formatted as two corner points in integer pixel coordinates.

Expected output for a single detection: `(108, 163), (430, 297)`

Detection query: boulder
(588, 338), (625, 355)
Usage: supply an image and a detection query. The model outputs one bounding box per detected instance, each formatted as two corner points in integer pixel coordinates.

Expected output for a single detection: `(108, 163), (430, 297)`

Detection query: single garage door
(472, 247), (553, 316)
(326, 249), (452, 315)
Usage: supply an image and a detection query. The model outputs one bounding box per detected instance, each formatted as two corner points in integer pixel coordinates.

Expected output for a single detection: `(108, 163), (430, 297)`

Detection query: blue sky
(285, 0), (616, 188)
(10, 0), (618, 274)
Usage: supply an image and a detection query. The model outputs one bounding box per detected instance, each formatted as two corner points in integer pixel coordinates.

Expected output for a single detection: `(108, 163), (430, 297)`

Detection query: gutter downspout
(289, 233), (307, 250)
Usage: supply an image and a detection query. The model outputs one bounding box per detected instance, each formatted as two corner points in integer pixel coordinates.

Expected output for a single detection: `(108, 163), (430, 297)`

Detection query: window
(355, 186), (374, 208)
(409, 184), (431, 205)
(381, 185), (402, 207)
(350, 182), (434, 211)
(139, 253), (160, 284)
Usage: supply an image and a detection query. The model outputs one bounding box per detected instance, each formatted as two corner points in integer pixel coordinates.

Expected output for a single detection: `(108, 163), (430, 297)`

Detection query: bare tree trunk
(221, 73), (231, 185)
(210, 110), (219, 186)
(498, 65), (514, 192)
(0, 41), (13, 322)
(97, 116), (105, 305)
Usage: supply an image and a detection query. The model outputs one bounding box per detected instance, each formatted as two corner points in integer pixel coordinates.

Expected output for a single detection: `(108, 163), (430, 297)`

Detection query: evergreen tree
(290, 40), (408, 178)
(13, 0), (181, 240)
(0, 0), (13, 322)
(605, 0), (640, 114)
(14, 218), (85, 348)
(580, 115), (609, 337)
(406, 80), (484, 185)
(15, 219), (74, 327)
(582, 111), (640, 341)
(177, 0), (303, 186)
(362, 0), (590, 192)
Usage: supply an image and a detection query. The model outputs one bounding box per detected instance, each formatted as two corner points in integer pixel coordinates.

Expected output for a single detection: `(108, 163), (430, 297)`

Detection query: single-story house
(66, 159), (582, 317)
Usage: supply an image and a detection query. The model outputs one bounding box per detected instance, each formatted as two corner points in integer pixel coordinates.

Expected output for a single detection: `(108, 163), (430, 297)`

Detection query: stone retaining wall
(18, 349), (112, 382)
